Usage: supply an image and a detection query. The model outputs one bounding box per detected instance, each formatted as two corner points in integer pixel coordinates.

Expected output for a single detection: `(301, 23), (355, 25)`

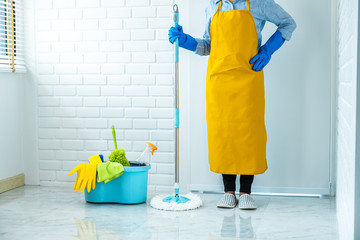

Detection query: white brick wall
(336, 0), (359, 239)
(34, 0), (175, 191)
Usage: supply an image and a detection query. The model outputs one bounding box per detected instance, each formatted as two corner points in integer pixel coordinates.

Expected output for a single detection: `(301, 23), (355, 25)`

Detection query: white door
(178, 0), (334, 195)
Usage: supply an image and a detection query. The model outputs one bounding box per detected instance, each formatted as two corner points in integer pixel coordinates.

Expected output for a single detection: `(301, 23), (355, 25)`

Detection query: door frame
(354, 1), (360, 238)
(329, 0), (338, 197)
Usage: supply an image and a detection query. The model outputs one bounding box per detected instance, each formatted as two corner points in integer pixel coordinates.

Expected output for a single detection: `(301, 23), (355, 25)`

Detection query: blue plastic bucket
(85, 163), (151, 204)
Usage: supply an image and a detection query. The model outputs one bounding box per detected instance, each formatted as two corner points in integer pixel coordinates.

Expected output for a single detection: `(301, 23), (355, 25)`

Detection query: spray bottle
(133, 142), (157, 166)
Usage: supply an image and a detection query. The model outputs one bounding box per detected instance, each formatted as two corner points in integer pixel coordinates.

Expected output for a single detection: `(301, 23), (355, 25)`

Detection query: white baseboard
(39, 181), (74, 188)
(189, 184), (331, 197)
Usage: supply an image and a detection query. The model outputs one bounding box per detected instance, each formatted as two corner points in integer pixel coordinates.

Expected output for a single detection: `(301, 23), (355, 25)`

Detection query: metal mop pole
(173, 4), (180, 196)
(150, 4), (201, 210)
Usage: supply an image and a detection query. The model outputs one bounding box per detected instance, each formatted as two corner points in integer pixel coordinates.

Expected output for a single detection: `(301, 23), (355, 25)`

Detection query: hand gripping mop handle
(173, 4), (180, 186)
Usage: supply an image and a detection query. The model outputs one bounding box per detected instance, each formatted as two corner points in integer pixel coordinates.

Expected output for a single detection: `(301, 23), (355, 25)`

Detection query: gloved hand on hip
(250, 30), (285, 71)
(168, 25), (198, 52)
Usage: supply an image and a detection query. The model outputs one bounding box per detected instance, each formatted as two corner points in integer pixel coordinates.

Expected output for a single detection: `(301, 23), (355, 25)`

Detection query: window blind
(0, 0), (25, 72)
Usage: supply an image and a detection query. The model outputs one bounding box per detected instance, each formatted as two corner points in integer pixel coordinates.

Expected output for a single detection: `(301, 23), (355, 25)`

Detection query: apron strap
(216, 1), (222, 14)
(217, 0), (249, 12)
(216, 0), (250, 13)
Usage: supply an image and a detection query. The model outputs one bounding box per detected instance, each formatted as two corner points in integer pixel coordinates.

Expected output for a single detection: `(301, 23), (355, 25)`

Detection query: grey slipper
(217, 193), (238, 208)
(238, 194), (257, 210)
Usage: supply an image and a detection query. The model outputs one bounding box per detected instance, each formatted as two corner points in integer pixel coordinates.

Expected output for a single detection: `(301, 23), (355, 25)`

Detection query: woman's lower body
(217, 174), (257, 209)
(222, 174), (254, 194)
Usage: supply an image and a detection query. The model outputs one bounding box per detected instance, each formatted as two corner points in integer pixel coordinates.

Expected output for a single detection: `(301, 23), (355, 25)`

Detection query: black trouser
(222, 174), (254, 194)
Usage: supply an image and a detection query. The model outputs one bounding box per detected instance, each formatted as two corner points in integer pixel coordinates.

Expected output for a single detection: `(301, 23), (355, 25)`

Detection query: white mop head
(150, 193), (202, 211)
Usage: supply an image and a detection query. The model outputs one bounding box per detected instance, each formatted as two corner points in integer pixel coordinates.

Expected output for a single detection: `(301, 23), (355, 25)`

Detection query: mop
(150, 4), (202, 211)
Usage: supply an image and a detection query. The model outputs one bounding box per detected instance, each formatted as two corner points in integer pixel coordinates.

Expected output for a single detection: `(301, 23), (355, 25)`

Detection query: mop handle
(173, 4), (180, 185)
(173, 4), (179, 129)
(173, 4), (179, 63)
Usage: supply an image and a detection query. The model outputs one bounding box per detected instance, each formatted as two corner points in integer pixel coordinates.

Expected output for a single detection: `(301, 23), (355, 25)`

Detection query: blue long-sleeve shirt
(195, 0), (297, 56)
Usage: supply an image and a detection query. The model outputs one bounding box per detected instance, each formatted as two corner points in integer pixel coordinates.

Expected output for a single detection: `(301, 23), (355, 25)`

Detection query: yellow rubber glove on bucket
(97, 162), (124, 184)
(68, 155), (102, 193)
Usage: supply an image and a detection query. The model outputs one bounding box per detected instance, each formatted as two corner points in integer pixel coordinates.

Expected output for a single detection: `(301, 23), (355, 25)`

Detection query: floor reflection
(72, 218), (122, 240)
(238, 211), (255, 239)
(208, 211), (255, 240)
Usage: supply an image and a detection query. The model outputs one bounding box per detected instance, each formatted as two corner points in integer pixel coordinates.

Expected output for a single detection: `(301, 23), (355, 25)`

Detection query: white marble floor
(0, 186), (338, 240)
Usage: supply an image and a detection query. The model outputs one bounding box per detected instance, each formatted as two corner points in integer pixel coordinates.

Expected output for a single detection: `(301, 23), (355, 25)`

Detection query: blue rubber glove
(250, 30), (285, 71)
(168, 25), (198, 52)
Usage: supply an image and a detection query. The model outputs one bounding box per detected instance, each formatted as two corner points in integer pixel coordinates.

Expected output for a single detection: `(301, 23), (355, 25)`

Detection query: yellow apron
(206, 0), (268, 175)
